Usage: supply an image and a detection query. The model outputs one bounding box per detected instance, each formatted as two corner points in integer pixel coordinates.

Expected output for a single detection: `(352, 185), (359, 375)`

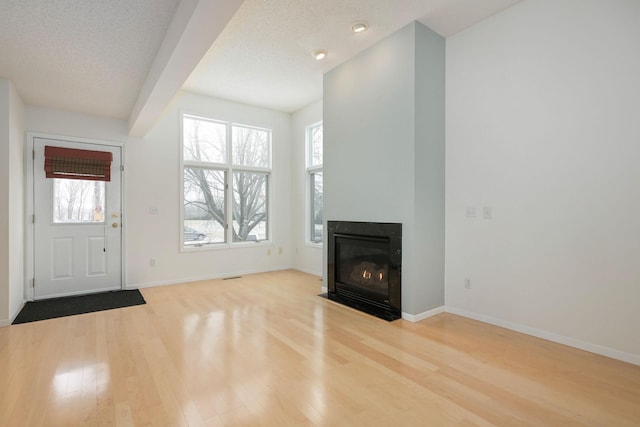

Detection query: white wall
(291, 100), (323, 277)
(324, 22), (445, 316)
(0, 79), (25, 325)
(8, 82), (25, 320)
(27, 106), (132, 142)
(0, 80), (11, 324)
(446, 0), (640, 362)
(126, 92), (293, 286)
(24, 92), (293, 290)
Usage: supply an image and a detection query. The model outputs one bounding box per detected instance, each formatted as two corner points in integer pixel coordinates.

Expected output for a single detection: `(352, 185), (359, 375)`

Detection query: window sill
(181, 240), (272, 252)
(304, 241), (323, 249)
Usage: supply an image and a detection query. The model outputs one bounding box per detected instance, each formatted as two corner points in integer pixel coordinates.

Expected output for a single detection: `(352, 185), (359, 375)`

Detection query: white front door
(33, 138), (122, 299)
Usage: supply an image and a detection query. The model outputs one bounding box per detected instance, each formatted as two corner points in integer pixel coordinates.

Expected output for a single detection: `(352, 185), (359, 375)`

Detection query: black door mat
(12, 289), (146, 324)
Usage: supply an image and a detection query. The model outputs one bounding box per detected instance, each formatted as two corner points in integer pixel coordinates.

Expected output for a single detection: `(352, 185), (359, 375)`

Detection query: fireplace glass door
(335, 234), (390, 303)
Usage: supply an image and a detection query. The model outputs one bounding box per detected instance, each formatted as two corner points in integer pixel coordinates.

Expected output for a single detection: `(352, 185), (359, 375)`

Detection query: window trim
(180, 111), (273, 251)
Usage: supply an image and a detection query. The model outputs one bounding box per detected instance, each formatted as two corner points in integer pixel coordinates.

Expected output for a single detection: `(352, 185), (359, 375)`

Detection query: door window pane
(184, 167), (226, 245)
(232, 172), (268, 242)
(183, 116), (227, 163)
(53, 179), (105, 223)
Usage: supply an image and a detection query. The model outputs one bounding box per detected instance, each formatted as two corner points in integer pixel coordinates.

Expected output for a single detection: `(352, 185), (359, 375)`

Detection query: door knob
(112, 223), (119, 228)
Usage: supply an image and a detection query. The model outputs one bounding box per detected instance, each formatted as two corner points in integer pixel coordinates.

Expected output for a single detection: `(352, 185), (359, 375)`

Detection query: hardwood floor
(1, 270), (638, 426)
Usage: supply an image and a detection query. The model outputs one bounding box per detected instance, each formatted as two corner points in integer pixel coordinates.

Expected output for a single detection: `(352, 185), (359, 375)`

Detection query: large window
(306, 122), (323, 243)
(182, 114), (271, 247)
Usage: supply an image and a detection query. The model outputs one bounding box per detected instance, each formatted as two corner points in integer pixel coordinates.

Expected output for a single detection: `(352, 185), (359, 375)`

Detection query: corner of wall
(9, 84), (25, 320)
(446, 306), (640, 366)
(0, 79), (12, 322)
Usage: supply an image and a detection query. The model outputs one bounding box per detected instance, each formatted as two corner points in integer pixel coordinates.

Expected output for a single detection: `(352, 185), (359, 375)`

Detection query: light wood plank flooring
(1, 270), (639, 426)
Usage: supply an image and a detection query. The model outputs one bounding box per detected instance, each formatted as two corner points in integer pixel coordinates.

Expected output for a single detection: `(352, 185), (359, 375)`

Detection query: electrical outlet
(278, 247), (283, 255)
(464, 277), (471, 289)
(149, 258), (156, 267)
(465, 207), (476, 218)
(267, 249), (271, 256)
(483, 206), (492, 220)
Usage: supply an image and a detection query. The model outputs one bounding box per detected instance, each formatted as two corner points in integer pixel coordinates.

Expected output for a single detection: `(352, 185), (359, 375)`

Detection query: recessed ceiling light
(351, 22), (368, 33)
(311, 49), (327, 60)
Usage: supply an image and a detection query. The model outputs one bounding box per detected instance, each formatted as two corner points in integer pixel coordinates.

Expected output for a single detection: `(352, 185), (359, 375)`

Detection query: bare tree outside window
(183, 116), (226, 163)
(182, 115), (271, 246)
(311, 171), (323, 242)
(183, 167), (226, 243)
(232, 125), (269, 167)
(310, 125), (323, 166)
(307, 122), (323, 243)
(53, 179), (105, 223)
(232, 171), (267, 242)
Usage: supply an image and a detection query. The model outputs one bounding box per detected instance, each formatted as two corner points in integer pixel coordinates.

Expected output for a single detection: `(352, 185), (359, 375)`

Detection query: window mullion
(184, 160), (228, 170)
(234, 165), (271, 174)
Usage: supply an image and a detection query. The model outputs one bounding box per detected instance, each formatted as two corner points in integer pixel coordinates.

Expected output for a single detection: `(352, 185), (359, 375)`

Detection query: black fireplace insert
(324, 221), (402, 321)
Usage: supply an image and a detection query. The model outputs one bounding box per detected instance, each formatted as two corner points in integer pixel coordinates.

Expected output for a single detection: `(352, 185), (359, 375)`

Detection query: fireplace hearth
(323, 221), (401, 321)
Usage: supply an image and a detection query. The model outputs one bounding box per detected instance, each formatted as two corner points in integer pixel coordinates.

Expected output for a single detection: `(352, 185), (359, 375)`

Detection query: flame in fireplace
(359, 268), (385, 282)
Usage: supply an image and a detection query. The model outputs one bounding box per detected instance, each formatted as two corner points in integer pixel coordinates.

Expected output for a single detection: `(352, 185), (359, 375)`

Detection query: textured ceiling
(0, 0), (522, 125)
(183, 0), (522, 113)
(0, 0), (179, 119)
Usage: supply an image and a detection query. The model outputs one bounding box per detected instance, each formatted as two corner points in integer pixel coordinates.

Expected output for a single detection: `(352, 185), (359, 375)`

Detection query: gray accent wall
(413, 23), (446, 314)
(323, 22), (445, 316)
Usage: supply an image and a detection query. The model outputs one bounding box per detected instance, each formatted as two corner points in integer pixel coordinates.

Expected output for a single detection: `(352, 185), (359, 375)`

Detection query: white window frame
(180, 112), (272, 251)
(306, 121), (323, 246)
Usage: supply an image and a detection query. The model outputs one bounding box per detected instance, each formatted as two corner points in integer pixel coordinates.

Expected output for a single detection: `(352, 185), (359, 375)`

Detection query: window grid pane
(311, 171), (323, 242)
(307, 122), (323, 243)
(183, 167), (227, 245)
(232, 172), (268, 242)
(309, 125), (323, 166)
(232, 125), (270, 167)
(183, 116), (227, 163)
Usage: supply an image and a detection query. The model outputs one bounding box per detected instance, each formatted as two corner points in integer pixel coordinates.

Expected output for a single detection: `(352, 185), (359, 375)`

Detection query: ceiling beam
(128, 0), (243, 137)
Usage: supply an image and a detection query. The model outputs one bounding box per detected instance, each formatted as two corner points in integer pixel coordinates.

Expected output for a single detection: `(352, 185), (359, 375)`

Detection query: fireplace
(325, 221), (401, 321)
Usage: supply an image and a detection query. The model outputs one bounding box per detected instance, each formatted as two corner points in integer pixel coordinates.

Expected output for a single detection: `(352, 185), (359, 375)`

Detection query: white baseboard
(402, 305), (445, 322)
(292, 266), (322, 277)
(130, 266), (293, 290)
(446, 306), (640, 366)
(1, 300), (27, 327)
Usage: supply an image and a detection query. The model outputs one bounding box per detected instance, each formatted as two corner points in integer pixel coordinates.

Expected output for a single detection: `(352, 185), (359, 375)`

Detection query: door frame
(25, 132), (127, 301)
